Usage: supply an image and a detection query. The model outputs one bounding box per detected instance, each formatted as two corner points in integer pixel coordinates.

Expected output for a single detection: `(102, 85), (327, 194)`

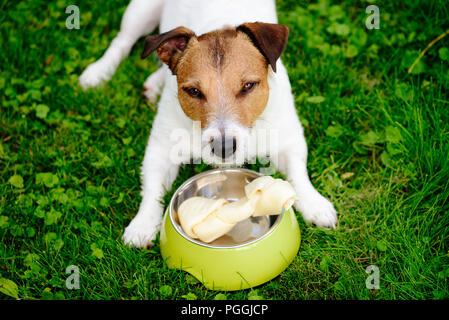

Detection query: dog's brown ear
(236, 22), (289, 72)
(141, 26), (196, 72)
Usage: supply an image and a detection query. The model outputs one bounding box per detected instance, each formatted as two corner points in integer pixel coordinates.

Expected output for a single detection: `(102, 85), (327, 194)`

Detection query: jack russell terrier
(79, 0), (337, 248)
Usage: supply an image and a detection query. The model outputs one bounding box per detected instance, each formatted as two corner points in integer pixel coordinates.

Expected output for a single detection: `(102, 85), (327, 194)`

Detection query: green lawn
(1, 0), (448, 300)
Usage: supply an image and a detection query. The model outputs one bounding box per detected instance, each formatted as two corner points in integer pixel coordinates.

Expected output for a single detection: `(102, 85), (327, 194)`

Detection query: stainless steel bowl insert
(168, 168), (283, 248)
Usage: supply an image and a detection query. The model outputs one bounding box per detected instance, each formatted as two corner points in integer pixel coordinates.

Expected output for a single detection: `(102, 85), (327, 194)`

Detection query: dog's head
(142, 22), (289, 165)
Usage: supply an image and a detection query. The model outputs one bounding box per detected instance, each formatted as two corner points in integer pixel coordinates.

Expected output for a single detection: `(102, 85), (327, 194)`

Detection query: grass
(1, 0), (448, 300)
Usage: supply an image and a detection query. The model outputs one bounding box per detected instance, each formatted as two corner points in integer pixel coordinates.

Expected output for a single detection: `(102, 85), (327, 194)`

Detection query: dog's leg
(79, 0), (165, 89)
(122, 122), (180, 248)
(143, 67), (166, 103)
(275, 130), (338, 229)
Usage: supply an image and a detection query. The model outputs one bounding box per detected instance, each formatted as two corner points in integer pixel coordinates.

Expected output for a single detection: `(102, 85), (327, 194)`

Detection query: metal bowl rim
(168, 168), (284, 249)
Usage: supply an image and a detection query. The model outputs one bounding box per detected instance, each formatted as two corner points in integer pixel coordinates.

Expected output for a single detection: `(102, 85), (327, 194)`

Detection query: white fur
(79, 0), (337, 248)
(79, 0), (165, 89)
(143, 67), (166, 102)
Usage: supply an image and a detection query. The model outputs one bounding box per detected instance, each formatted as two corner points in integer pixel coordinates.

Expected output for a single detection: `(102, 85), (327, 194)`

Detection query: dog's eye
(240, 82), (258, 95)
(184, 87), (203, 99)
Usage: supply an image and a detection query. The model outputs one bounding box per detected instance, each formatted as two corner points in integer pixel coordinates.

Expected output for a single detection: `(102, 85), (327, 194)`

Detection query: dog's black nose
(211, 136), (237, 159)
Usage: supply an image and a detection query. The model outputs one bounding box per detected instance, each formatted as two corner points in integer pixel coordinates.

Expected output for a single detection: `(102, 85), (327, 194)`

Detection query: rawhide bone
(177, 176), (297, 243)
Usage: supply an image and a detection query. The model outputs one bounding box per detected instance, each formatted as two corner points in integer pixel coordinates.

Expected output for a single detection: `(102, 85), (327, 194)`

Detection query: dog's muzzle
(211, 135), (237, 159)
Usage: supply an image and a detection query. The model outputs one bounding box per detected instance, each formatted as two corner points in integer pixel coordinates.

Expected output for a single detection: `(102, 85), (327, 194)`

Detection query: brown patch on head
(175, 28), (271, 128)
(142, 23), (289, 128)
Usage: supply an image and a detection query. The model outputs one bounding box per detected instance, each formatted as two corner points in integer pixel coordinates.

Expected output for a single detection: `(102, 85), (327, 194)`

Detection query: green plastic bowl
(160, 168), (301, 291)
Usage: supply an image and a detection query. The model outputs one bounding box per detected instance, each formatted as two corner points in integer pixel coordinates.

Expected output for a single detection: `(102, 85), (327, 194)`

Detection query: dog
(79, 0), (337, 248)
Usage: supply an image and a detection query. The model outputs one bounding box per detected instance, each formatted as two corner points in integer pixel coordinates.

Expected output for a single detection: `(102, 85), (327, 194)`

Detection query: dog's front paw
(295, 192), (337, 229)
(79, 60), (112, 89)
(122, 215), (162, 248)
